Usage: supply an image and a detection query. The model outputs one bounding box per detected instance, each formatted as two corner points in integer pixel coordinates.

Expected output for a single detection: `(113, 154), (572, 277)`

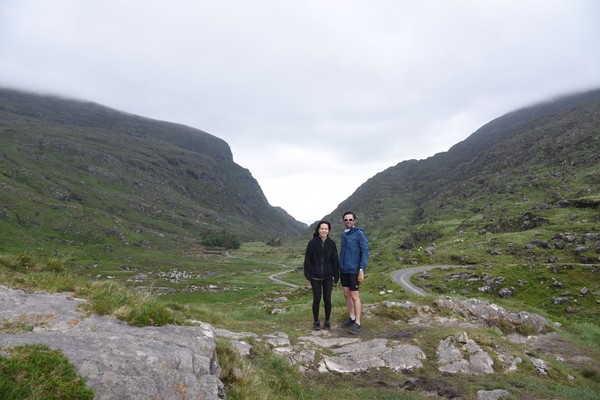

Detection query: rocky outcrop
(2, 284), (585, 400)
(437, 332), (494, 374)
(432, 297), (550, 333)
(0, 285), (225, 400)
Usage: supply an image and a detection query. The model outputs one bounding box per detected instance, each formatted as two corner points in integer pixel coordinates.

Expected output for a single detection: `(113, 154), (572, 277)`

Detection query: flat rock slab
(0, 285), (225, 400)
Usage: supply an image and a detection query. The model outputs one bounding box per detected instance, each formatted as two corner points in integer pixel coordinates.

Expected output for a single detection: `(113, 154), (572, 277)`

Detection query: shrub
(201, 230), (241, 249)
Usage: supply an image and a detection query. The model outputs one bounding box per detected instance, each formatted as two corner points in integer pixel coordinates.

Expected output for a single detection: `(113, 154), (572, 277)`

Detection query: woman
(303, 220), (340, 330)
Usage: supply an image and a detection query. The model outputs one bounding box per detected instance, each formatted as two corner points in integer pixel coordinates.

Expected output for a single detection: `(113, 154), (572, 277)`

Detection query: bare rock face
(433, 297), (549, 333)
(0, 286), (225, 400)
(436, 332), (494, 374)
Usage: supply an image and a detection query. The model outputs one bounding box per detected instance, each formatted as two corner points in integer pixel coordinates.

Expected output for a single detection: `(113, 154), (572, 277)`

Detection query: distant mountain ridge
(0, 88), (306, 257)
(326, 88), (600, 264)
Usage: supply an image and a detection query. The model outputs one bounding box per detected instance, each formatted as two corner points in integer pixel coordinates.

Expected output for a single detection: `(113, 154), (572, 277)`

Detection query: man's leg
(350, 290), (361, 326)
(343, 286), (355, 320)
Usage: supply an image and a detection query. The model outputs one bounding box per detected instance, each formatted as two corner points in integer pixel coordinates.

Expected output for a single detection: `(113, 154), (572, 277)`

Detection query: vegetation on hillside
(1, 88), (599, 398)
(0, 88), (306, 264)
(326, 89), (600, 269)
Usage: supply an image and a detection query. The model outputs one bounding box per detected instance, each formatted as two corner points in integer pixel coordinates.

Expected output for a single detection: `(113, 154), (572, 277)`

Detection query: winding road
(268, 265), (464, 295)
(268, 269), (300, 288)
(391, 265), (461, 296)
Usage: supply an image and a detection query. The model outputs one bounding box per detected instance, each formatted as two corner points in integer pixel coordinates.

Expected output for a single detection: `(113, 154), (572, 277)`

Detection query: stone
(437, 332), (494, 374)
(0, 285), (225, 400)
(476, 389), (510, 400)
(321, 339), (425, 373)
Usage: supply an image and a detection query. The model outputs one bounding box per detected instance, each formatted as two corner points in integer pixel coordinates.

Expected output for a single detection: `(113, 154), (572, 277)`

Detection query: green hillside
(326, 89), (600, 267)
(0, 88), (306, 264)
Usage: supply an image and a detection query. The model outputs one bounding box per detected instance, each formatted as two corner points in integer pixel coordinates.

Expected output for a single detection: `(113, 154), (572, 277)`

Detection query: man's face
(343, 214), (355, 229)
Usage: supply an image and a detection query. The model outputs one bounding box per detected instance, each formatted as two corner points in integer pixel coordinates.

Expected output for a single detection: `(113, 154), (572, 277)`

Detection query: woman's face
(318, 223), (329, 239)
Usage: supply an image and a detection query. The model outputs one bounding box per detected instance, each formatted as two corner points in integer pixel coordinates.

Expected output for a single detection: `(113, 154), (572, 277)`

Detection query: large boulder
(0, 285), (225, 400)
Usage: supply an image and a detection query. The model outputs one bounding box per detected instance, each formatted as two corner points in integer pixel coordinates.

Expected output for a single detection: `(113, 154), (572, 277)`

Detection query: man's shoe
(349, 324), (361, 334)
(341, 318), (356, 328)
(323, 321), (331, 330)
(313, 321), (321, 330)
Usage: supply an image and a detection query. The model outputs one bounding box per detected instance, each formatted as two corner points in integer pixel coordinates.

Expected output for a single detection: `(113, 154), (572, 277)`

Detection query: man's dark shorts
(340, 273), (360, 291)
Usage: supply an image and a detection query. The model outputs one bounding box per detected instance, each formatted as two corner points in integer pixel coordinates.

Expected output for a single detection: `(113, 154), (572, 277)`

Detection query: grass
(416, 263), (600, 326)
(0, 344), (94, 399)
(1, 243), (600, 399)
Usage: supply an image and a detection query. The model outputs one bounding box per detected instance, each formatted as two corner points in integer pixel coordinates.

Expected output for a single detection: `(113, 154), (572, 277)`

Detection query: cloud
(1, 0), (600, 223)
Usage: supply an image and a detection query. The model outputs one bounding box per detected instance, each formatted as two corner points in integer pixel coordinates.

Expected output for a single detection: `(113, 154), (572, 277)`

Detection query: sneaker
(341, 318), (356, 328)
(349, 324), (361, 334)
(323, 321), (331, 330)
(313, 321), (321, 330)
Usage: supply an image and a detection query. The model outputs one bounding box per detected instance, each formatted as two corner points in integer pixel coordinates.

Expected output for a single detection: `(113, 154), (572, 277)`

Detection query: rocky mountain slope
(326, 89), (600, 265)
(0, 88), (306, 258)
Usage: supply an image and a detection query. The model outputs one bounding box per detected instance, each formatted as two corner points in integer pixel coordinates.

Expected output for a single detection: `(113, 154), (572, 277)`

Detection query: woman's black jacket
(303, 235), (340, 283)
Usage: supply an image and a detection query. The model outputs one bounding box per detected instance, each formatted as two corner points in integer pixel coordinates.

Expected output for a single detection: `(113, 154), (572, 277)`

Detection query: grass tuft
(0, 344), (94, 400)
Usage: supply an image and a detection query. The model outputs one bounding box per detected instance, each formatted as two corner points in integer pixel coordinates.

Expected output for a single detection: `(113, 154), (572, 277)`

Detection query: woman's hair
(313, 220), (331, 237)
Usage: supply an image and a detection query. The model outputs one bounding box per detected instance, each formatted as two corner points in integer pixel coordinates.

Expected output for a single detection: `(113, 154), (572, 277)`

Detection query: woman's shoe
(313, 321), (321, 330)
(323, 321), (331, 330)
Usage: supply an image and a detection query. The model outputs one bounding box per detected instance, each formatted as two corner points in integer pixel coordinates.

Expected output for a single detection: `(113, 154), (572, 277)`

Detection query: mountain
(325, 88), (600, 265)
(0, 88), (306, 258)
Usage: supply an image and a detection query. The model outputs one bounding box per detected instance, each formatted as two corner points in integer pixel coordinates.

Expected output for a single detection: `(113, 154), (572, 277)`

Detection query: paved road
(270, 265), (464, 295)
(391, 265), (462, 296)
(268, 269), (299, 288)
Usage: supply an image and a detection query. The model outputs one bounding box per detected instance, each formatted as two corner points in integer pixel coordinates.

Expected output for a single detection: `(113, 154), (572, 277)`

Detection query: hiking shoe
(341, 318), (356, 328)
(323, 321), (331, 330)
(349, 324), (361, 334)
(313, 321), (321, 330)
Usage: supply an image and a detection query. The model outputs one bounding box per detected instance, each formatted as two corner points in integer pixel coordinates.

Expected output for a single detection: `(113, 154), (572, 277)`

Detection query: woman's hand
(358, 270), (364, 283)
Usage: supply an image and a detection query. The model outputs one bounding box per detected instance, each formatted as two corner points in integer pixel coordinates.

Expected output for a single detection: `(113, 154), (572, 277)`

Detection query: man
(339, 211), (369, 334)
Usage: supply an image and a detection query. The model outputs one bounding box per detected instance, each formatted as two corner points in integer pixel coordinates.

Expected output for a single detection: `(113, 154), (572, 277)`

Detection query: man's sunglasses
(343, 218), (354, 222)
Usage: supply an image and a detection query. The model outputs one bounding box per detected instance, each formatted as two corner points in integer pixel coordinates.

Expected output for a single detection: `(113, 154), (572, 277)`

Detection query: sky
(1, 1), (600, 224)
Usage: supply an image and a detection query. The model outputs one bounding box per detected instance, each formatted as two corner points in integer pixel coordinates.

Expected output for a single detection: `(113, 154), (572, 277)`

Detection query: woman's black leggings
(311, 277), (333, 322)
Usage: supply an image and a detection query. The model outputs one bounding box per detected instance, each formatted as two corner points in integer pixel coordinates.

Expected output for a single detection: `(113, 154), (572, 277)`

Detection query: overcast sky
(1, 1), (599, 223)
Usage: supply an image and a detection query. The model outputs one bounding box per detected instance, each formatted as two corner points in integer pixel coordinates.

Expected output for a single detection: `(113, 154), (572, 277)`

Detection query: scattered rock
(477, 389), (510, 400)
(528, 355), (549, 376)
(433, 297), (549, 333)
(437, 332), (494, 374)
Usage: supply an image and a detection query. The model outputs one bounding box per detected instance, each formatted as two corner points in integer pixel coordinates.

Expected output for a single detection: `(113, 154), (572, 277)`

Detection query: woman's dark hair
(313, 220), (331, 237)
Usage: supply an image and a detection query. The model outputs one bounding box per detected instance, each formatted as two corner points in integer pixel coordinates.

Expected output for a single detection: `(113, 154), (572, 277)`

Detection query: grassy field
(1, 240), (599, 399)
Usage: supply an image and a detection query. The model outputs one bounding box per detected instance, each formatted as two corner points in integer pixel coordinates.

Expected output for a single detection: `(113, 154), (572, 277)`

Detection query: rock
(383, 300), (417, 309)
(574, 246), (589, 255)
(529, 356), (549, 375)
(437, 332), (494, 374)
(0, 286), (225, 400)
(477, 389), (510, 400)
(263, 331), (290, 347)
(322, 339), (425, 373)
(434, 297), (549, 333)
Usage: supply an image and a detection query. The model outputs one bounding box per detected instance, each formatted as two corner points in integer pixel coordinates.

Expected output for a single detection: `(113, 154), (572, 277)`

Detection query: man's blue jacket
(339, 227), (369, 274)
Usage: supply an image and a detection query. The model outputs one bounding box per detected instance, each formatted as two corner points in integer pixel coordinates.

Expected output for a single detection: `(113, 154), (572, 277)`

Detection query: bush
(201, 230), (241, 249)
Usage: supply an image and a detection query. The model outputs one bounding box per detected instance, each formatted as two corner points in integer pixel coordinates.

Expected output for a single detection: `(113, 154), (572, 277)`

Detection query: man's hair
(342, 211), (356, 220)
